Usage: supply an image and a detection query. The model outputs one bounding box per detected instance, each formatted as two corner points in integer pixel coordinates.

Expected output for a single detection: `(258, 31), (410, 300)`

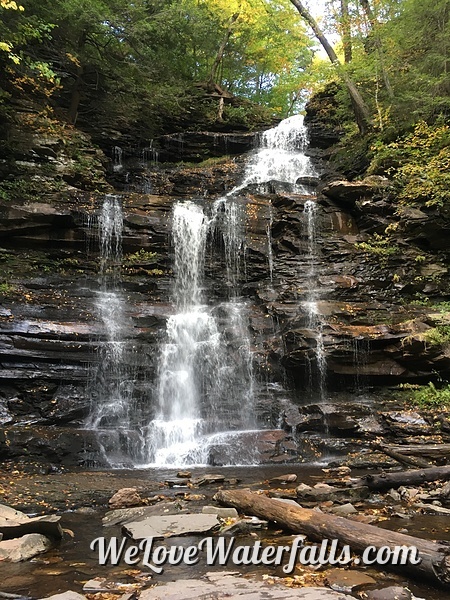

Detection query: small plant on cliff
(355, 233), (399, 262)
(124, 249), (158, 264)
(409, 382), (450, 408)
(0, 282), (15, 296)
(422, 325), (450, 347)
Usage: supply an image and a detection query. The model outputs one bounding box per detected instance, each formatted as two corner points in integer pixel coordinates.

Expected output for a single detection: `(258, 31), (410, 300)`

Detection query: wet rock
(83, 577), (140, 593)
(123, 513), (219, 540)
(208, 430), (299, 465)
(269, 474), (298, 484)
(103, 503), (188, 527)
(220, 517), (268, 535)
(158, 130), (258, 163)
(0, 514), (63, 540)
(274, 498), (301, 507)
(296, 483), (369, 503)
(413, 502), (450, 515)
(296, 176), (320, 188)
(177, 471), (192, 478)
(321, 176), (390, 207)
(343, 452), (398, 470)
(0, 533), (52, 562)
(202, 506), (238, 518)
(0, 504), (29, 523)
(165, 479), (190, 487)
(42, 593), (87, 600)
(191, 474), (226, 486)
(381, 411), (432, 436)
(329, 503), (357, 516)
(325, 568), (376, 593)
(363, 586), (412, 600)
(440, 481), (450, 502)
(108, 487), (143, 509)
(140, 572), (355, 599)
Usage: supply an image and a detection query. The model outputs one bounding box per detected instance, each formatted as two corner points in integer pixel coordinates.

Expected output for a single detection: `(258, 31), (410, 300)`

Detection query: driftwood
(353, 465), (450, 491)
(215, 489), (450, 588)
(386, 444), (450, 459)
(372, 443), (431, 469)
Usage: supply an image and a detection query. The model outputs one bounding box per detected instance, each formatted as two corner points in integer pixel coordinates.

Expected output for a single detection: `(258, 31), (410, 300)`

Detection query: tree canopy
(0, 0), (315, 138)
(0, 0), (448, 143)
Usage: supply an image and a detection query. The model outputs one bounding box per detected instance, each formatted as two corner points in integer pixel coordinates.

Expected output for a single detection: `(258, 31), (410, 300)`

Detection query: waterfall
(142, 114), (319, 467)
(143, 201), (255, 466)
(238, 115), (315, 190)
(304, 200), (327, 398)
(112, 146), (123, 172)
(86, 195), (138, 464)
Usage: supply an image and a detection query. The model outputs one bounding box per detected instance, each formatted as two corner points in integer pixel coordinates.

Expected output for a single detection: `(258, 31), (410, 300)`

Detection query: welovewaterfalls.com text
(91, 536), (421, 574)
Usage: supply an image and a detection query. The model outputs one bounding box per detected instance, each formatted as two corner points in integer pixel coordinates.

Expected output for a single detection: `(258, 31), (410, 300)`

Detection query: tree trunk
(386, 444), (450, 458)
(359, 0), (394, 99)
(289, 0), (370, 134)
(68, 32), (86, 125)
(340, 0), (352, 63)
(352, 465), (450, 491)
(372, 442), (432, 469)
(208, 12), (239, 87)
(215, 489), (450, 587)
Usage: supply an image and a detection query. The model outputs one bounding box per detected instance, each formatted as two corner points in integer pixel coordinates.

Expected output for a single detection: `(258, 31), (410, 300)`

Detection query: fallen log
(214, 489), (450, 588)
(353, 465), (450, 491)
(372, 443), (431, 469)
(386, 444), (450, 459)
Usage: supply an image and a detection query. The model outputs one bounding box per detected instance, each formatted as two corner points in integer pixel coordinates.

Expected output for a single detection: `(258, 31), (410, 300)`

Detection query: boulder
(321, 176), (390, 206)
(363, 587), (412, 600)
(103, 503), (188, 527)
(269, 474), (298, 484)
(202, 506), (239, 518)
(0, 533), (52, 562)
(108, 487), (143, 509)
(296, 483), (369, 503)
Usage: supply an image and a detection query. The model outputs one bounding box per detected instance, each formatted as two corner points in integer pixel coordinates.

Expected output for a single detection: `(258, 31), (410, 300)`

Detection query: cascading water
(238, 115), (315, 190)
(143, 201), (255, 466)
(304, 200), (327, 399)
(86, 195), (137, 464)
(143, 114), (321, 467)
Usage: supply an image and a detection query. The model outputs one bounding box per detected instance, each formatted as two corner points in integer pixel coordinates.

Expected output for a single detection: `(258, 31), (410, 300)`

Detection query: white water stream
(142, 115), (320, 467)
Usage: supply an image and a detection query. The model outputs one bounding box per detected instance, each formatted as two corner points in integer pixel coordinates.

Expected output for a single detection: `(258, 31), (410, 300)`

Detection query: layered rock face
(1, 113), (449, 469)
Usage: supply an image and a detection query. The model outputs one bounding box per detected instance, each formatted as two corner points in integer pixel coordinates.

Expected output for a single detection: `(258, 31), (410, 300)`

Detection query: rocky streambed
(0, 463), (449, 599)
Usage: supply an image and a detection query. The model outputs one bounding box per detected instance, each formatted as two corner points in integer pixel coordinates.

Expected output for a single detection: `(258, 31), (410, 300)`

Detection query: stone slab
(140, 572), (355, 599)
(123, 513), (219, 540)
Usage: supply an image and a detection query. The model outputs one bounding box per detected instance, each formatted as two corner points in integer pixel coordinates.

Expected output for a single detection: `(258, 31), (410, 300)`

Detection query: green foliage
(0, 281), (15, 296)
(422, 325), (450, 347)
(0, 0), (313, 137)
(124, 249), (158, 264)
(407, 382), (450, 408)
(355, 233), (399, 261)
(369, 121), (450, 207)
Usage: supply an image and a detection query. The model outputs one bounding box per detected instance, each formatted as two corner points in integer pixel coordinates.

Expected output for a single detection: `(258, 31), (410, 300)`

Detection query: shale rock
(123, 513), (219, 540)
(140, 572), (355, 599)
